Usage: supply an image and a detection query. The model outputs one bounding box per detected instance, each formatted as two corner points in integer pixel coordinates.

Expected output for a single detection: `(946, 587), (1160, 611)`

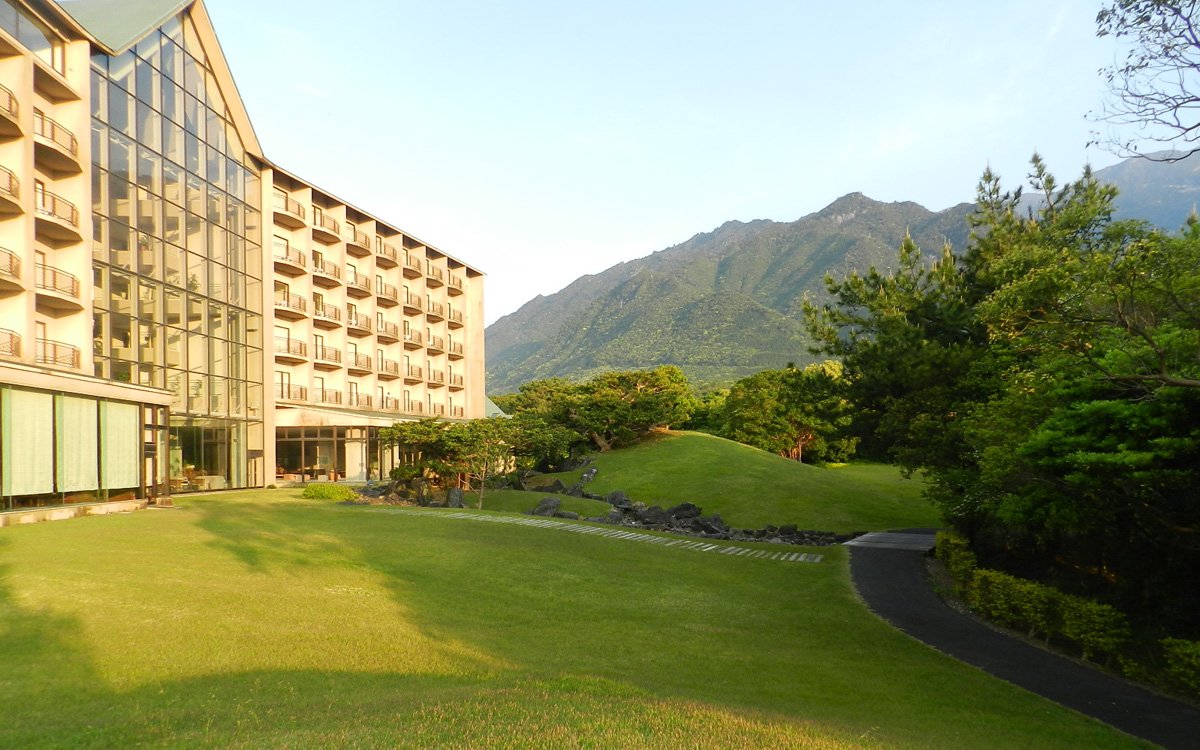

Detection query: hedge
(934, 531), (977, 593)
(301, 483), (361, 502)
(1160, 638), (1200, 694)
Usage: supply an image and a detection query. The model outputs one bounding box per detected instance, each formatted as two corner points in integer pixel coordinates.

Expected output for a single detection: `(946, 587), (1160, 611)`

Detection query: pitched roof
(54, 0), (190, 53)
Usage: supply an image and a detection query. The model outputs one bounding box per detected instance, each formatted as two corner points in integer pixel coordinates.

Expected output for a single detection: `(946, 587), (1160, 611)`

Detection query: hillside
(487, 154), (1199, 394)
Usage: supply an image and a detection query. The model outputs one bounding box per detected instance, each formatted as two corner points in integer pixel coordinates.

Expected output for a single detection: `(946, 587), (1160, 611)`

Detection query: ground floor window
(275, 426), (397, 483)
(169, 417), (258, 493)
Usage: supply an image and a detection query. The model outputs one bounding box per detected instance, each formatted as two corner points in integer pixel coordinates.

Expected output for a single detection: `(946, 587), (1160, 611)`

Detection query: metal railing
(406, 401), (424, 415)
(312, 257), (341, 279)
(313, 344), (341, 363)
(313, 302), (341, 322)
(403, 330), (423, 346)
(0, 328), (19, 357)
(314, 211), (340, 235)
(405, 364), (423, 380)
(36, 338), (79, 368)
(403, 293), (423, 311)
(0, 166), (17, 200)
(273, 243), (306, 267)
(313, 389), (342, 405)
(449, 373), (464, 387)
(404, 254), (423, 273)
(378, 320), (398, 338)
(448, 309), (464, 325)
(428, 368), (445, 384)
(0, 247), (19, 278)
(273, 336), (307, 357)
(0, 84), (16, 119)
(376, 280), (398, 300)
(427, 301), (445, 318)
(382, 395), (401, 411)
(34, 262), (79, 297)
(33, 110), (78, 155)
(448, 275), (464, 293)
(450, 406), (465, 418)
(426, 265), (444, 282)
(274, 291), (307, 313)
(347, 392), (373, 409)
(376, 240), (398, 263)
(275, 383), (308, 400)
(427, 334), (444, 351)
(346, 270), (370, 292)
(345, 227), (370, 247)
(449, 341), (464, 357)
(378, 358), (399, 376)
(430, 403), (446, 416)
(35, 189), (78, 226)
(273, 191), (305, 219)
(346, 311), (372, 332)
(348, 351), (372, 371)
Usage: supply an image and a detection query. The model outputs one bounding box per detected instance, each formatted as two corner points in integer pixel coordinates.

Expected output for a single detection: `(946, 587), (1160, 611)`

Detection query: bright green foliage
(1160, 638), (1200, 693)
(1058, 595), (1133, 662)
(719, 361), (857, 464)
(935, 531), (977, 594)
(300, 483), (360, 502)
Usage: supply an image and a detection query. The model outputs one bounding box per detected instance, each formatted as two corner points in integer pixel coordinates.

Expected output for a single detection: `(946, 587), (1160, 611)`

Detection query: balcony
(426, 265), (444, 287)
(275, 383), (308, 402)
(448, 274), (465, 296)
(347, 351), (372, 375)
(448, 308), (464, 328)
(402, 253), (423, 278)
(0, 247), (21, 292)
(377, 358), (400, 380)
(377, 319), (399, 342)
(426, 300), (445, 322)
(403, 364), (423, 384)
(34, 262), (82, 310)
(428, 368), (445, 387)
(430, 403), (446, 417)
(376, 239), (399, 267)
(313, 302), (342, 329)
(404, 401), (425, 416)
(273, 290), (307, 320)
(448, 341), (464, 360)
(273, 191), (306, 229)
(346, 310), (373, 336)
(402, 292), (423, 316)
(345, 269), (371, 298)
(273, 336), (308, 364)
(312, 211), (340, 244)
(0, 84), (19, 138)
(347, 392), (373, 409)
(273, 242), (306, 276)
(381, 395), (402, 412)
(449, 373), (465, 390)
(403, 330), (423, 349)
(345, 227), (371, 257)
(33, 110), (80, 174)
(34, 188), (81, 242)
(376, 280), (399, 307)
(0, 328), (20, 357)
(0, 166), (19, 215)
(312, 389), (342, 406)
(426, 334), (445, 354)
(311, 257), (342, 287)
(36, 338), (79, 369)
(450, 405), (465, 419)
(313, 344), (342, 370)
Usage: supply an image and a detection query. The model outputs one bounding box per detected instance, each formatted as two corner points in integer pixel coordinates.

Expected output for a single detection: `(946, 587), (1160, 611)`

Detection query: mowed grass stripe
(386, 508), (825, 563)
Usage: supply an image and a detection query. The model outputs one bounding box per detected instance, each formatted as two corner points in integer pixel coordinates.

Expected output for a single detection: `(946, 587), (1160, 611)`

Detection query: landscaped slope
(550, 431), (939, 531)
(0, 491), (1141, 748)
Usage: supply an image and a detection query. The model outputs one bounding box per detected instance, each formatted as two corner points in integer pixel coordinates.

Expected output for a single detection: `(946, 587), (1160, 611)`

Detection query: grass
(477, 489), (611, 517)
(0, 489), (1147, 748)
(546, 431), (941, 531)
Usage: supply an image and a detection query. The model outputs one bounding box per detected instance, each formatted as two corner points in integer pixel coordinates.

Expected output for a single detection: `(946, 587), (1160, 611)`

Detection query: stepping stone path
(380, 509), (824, 564)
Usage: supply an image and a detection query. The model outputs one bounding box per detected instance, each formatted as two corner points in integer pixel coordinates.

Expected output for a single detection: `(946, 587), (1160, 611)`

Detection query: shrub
(301, 483), (360, 502)
(1058, 594), (1131, 662)
(1159, 638), (1200, 696)
(935, 531), (977, 592)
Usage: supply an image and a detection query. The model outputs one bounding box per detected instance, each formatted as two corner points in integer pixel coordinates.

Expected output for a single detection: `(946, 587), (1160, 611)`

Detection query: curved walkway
(848, 530), (1200, 749)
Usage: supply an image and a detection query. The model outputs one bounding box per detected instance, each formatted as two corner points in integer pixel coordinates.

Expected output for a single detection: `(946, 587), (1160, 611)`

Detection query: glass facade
(88, 14), (264, 493)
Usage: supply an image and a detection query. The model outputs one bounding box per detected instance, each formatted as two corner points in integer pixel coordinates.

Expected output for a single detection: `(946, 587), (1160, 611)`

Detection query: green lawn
(0, 490), (1146, 748)
(547, 431), (941, 531)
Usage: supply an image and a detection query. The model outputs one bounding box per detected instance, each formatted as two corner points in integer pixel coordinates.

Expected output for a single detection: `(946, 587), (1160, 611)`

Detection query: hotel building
(0, 0), (485, 509)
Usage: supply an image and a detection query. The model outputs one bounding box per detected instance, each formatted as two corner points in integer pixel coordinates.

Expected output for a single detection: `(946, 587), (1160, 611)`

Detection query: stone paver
(376, 508), (824, 563)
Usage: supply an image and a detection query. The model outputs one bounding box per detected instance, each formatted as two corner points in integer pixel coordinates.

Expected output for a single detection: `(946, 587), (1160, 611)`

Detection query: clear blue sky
(205, 0), (1123, 324)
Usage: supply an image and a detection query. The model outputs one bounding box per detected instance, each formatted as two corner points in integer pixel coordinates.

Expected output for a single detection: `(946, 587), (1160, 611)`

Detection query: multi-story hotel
(0, 0), (485, 509)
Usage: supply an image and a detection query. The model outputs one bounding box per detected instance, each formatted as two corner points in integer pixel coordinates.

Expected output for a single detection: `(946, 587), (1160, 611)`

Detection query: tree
(570, 366), (697, 451)
(435, 418), (513, 508)
(1093, 1), (1200, 160)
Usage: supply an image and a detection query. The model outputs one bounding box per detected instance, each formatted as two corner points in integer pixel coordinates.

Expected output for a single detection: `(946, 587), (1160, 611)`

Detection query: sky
(203, 0), (1126, 325)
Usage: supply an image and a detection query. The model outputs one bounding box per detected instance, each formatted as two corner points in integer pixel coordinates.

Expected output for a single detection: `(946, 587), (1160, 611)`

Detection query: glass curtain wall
(89, 14), (263, 493)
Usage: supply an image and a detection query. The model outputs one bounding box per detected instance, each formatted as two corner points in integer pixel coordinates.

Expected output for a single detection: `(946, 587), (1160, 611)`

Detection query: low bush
(1159, 639), (1200, 694)
(1058, 594), (1131, 662)
(934, 531), (976, 593)
(301, 484), (361, 502)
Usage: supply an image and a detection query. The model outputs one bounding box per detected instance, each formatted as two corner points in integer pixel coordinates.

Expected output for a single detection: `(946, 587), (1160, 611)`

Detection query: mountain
(486, 154), (1200, 395)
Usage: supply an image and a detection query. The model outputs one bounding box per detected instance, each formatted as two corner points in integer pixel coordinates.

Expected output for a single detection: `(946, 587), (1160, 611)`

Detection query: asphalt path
(848, 530), (1200, 750)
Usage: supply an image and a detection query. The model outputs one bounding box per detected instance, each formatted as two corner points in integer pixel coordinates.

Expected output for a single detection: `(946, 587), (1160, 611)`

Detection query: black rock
(636, 505), (671, 527)
(667, 502), (701, 520)
(565, 483), (585, 497)
(554, 510), (580, 520)
(530, 497), (562, 517)
(580, 467), (598, 483)
(605, 491), (632, 509)
(447, 487), (465, 508)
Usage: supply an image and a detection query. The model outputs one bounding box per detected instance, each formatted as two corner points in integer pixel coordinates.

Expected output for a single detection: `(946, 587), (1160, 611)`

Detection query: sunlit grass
(0, 490), (1146, 748)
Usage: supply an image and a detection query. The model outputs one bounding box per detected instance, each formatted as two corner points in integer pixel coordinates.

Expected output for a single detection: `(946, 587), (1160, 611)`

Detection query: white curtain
(57, 395), (99, 492)
(2, 389), (55, 496)
(100, 401), (140, 489)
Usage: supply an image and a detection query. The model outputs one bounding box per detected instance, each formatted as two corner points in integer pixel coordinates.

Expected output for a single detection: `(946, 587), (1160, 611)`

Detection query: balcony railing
(449, 373), (464, 387)
(427, 300), (445, 319)
(35, 262), (79, 298)
(0, 166), (18, 200)
(376, 239), (398, 263)
(382, 395), (401, 411)
(403, 293), (423, 311)
(378, 358), (399, 377)
(405, 364), (423, 380)
(0, 84), (16, 119)
(35, 189), (78, 226)
(428, 368), (445, 384)
(378, 320), (398, 339)
(426, 265), (444, 283)
(313, 389), (342, 405)
(0, 247), (19, 278)
(403, 330), (423, 347)
(430, 403), (446, 416)
(404, 254), (423, 274)
(376, 280), (398, 301)
(449, 341), (464, 357)
(273, 191), (305, 220)
(448, 275), (464, 294)
(274, 336), (307, 357)
(427, 334), (445, 351)
(275, 383), (308, 401)
(346, 311), (372, 332)
(347, 392), (373, 409)
(313, 302), (341, 322)
(406, 401), (424, 415)
(274, 291), (307, 313)
(313, 344), (341, 364)
(448, 309), (464, 325)
(314, 212), (340, 235)
(36, 337), (79, 368)
(348, 351), (372, 371)
(450, 405), (465, 418)
(273, 243), (306, 268)
(346, 270), (370, 293)
(33, 110), (78, 155)
(345, 227), (370, 248)
(0, 328), (20, 357)
(312, 256), (341, 280)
